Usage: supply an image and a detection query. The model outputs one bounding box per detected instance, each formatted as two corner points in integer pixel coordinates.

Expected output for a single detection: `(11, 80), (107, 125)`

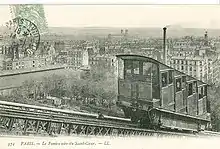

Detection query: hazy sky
(1, 5), (220, 28)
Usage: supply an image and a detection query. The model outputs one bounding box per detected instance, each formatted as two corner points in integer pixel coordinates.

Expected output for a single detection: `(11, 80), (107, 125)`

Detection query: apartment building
(3, 56), (47, 70)
(170, 55), (214, 83)
(89, 54), (115, 68)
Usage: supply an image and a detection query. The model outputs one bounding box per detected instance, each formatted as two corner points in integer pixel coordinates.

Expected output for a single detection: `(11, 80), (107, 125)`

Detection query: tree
(208, 84), (220, 131)
(3, 65), (118, 114)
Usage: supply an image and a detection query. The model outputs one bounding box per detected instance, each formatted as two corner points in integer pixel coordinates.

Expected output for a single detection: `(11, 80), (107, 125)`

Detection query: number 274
(8, 143), (15, 146)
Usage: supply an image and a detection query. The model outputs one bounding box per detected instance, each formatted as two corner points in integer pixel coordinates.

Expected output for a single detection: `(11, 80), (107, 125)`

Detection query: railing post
(47, 121), (52, 135)
(8, 118), (14, 131)
(58, 122), (62, 135)
(36, 120), (40, 133)
(23, 119), (28, 135)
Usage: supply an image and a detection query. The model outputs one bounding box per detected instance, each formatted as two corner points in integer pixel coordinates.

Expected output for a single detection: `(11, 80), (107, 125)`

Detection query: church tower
(204, 31), (208, 46)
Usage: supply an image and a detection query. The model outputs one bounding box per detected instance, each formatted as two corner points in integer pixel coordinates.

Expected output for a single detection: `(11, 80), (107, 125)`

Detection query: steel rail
(0, 108), (197, 137)
(0, 101), (219, 138)
(0, 112), (196, 137)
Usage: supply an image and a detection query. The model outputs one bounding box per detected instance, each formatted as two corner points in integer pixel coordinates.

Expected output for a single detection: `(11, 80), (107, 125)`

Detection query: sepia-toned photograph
(1, 3), (220, 149)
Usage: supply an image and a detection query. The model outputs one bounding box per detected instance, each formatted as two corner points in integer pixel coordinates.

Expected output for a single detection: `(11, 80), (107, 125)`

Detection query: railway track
(0, 100), (219, 138)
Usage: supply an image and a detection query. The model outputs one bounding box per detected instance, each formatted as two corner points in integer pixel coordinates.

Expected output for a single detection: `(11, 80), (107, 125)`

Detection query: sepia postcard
(1, 1), (220, 149)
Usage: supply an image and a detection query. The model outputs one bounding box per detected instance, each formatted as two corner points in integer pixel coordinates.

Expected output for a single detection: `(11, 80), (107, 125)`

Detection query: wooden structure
(116, 54), (211, 132)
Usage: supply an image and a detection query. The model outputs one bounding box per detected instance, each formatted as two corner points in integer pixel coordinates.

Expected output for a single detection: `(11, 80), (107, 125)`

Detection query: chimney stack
(163, 27), (167, 65)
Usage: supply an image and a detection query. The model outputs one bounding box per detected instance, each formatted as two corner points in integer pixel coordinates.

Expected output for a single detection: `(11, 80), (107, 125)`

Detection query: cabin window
(143, 62), (152, 76)
(193, 81), (197, 93)
(182, 76), (186, 88)
(204, 85), (207, 97)
(133, 61), (140, 75)
(162, 72), (168, 87)
(176, 78), (182, 92)
(124, 60), (132, 74)
(188, 83), (193, 96)
(124, 59), (157, 82)
(199, 87), (204, 99)
(168, 70), (173, 84)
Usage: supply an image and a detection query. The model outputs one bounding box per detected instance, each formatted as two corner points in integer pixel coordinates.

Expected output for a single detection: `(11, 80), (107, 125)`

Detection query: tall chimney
(163, 27), (167, 65)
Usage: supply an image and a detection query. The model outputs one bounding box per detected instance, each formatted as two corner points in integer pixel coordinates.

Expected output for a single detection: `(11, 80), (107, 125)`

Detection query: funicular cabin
(116, 54), (211, 132)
